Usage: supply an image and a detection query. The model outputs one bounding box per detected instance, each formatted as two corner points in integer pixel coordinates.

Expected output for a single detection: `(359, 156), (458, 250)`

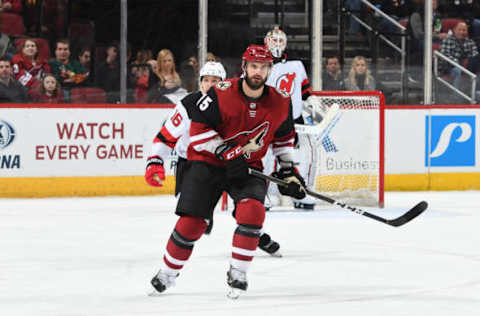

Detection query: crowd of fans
(1, 0), (480, 104)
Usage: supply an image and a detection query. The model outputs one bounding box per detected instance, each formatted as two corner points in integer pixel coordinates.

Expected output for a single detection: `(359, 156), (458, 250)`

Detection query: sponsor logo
(216, 81), (231, 90)
(426, 115), (475, 167)
(0, 120), (16, 150)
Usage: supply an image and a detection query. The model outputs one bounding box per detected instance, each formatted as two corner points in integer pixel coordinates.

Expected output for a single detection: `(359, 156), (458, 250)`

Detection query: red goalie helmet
(242, 44), (273, 63)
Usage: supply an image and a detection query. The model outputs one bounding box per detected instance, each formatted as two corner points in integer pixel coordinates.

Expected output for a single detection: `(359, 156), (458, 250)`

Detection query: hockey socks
(162, 216), (207, 274)
(231, 198), (265, 272)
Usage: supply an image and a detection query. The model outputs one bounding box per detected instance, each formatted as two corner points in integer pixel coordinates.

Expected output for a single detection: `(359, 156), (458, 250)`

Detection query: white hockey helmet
(199, 61), (226, 82)
(264, 26), (287, 58)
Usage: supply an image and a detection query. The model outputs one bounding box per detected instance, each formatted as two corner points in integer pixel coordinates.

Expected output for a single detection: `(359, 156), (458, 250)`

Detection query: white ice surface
(1, 191), (479, 316)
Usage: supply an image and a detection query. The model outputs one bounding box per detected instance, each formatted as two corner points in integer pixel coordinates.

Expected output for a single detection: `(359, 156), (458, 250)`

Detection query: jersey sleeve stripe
(189, 129), (219, 143)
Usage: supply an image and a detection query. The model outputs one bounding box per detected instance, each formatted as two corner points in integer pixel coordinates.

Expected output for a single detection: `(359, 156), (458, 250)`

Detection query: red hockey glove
(145, 156), (165, 187)
(215, 142), (249, 185)
(272, 167), (306, 199)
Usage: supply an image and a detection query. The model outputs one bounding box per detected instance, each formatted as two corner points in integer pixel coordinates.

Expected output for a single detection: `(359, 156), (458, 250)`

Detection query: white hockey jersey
(150, 91), (202, 160)
(266, 60), (312, 120)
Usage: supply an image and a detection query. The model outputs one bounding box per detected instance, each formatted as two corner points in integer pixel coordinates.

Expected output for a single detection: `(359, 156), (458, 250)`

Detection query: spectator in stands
(322, 55), (344, 90)
(154, 48), (182, 89)
(344, 56), (377, 90)
(0, 57), (29, 102)
(48, 39), (86, 99)
(95, 42), (120, 103)
(407, 0), (448, 80)
(77, 47), (92, 77)
(436, 1), (480, 40)
(76, 47), (93, 86)
(11, 38), (50, 89)
(0, 0), (22, 13)
(440, 21), (480, 89)
(132, 50), (156, 103)
(147, 49), (187, 104)
(29, 73), (64, 103)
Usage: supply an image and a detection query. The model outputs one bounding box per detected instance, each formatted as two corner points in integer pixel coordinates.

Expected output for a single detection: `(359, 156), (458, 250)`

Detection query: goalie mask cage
(311, 90), (384, 207)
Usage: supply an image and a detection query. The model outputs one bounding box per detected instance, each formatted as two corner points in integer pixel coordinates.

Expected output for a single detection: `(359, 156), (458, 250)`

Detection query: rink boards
(1, 103), (480, 197)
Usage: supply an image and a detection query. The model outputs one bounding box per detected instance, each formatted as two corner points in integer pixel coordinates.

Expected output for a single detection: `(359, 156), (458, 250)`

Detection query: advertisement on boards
(0, 107), (174, 178)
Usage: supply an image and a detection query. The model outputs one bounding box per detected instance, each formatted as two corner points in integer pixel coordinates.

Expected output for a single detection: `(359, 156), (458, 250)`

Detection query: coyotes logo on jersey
(225, 122), (270, 159)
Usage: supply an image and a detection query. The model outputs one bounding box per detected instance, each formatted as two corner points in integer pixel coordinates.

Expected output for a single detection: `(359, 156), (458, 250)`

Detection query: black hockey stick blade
(248, 168), (428, 227)
(385, 201), (428, 227)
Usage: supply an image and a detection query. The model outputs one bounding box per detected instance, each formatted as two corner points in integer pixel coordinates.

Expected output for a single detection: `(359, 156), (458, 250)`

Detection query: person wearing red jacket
(11, 38), (50, 89)
(29, 74), (64, 103)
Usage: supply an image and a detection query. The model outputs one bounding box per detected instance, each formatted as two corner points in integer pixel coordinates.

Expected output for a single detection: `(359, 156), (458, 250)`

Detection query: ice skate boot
(226, 266), (247, 299)
(258, 233), (282, 257)
(149, 269), (178, 296)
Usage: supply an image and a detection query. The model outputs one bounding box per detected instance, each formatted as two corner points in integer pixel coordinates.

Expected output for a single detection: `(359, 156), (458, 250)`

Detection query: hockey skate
(149, 269), (178, 296)
(258, 233), (282, 257)
(226, 266), (248, 299)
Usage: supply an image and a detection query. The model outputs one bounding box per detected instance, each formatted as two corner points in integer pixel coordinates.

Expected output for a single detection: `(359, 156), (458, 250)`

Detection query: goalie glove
(302, 96), (329, 124)
(145, 156), (165, 187)
(215, 142), (249, 185)
(272, 167), (306, 199)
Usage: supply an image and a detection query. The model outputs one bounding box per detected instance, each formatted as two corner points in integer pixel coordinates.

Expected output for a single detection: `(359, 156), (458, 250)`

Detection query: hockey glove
(215, 142), (249, 185)
(272, 167), (306, 199)
(145, 156), (165, 187)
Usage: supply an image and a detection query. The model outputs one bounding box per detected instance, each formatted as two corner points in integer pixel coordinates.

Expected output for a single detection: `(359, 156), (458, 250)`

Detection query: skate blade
(226, 287), (245, 299)
(269, 251), (282, 258)
(148, 290), (162, 297)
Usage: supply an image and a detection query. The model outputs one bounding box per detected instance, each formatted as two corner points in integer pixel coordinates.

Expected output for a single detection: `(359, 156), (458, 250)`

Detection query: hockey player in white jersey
(264, 26), (327, 210)
(144, 61), (281, 270)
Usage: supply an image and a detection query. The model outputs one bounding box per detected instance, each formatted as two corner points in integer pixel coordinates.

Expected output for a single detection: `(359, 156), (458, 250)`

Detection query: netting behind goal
(312, 91), (384, 207)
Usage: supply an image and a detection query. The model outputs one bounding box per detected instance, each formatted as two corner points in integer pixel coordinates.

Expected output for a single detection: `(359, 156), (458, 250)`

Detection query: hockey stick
(249, 169), (428, 227)
(295, 102), (340, 136)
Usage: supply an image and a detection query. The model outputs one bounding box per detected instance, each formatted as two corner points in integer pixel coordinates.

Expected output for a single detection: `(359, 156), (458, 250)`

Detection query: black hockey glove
(272, 167), (306, 199)
(215, 142), (249, 185)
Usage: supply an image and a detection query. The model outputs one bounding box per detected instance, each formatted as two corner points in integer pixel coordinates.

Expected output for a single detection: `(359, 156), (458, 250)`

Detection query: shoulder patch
(216, 81), (231, 91)
(275, 87), (290, 98)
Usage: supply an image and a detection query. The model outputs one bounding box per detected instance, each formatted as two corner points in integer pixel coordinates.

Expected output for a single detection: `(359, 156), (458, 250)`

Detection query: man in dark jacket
(0, 57), (29, 103)
(322, 55), (344, 91)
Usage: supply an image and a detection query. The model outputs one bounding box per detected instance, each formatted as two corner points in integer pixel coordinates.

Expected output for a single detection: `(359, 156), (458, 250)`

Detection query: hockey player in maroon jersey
(149, 45), (306, 298)
(145, 61), (282, 256)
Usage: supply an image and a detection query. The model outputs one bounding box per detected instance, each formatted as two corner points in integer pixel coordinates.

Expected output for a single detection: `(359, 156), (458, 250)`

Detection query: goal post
(310, 90), (384, 207)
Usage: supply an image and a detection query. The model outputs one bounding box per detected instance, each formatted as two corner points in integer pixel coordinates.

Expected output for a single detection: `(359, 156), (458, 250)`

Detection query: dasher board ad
(0, 108), (174, 177)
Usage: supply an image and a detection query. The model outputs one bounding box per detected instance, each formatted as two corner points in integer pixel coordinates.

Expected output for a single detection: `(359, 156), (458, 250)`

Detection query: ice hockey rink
(1, 191), (479, 316)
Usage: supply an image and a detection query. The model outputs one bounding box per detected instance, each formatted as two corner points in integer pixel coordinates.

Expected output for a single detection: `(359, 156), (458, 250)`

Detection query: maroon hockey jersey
(187, 77), (295, 170)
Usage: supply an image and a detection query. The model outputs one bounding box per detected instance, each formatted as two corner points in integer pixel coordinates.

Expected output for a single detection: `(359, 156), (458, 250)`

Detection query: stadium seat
(15, 38), (51, 61)
(70, 87), (107, 104)
(0, 13), (25, 36)
(442, 18), (464, 33)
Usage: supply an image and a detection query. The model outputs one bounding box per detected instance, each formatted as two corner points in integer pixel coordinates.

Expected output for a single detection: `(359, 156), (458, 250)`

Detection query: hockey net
(310, 90), (384, 207)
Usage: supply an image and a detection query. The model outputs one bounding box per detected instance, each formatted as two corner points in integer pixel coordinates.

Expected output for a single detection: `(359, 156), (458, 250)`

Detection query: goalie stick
(249, 169), (428, 227)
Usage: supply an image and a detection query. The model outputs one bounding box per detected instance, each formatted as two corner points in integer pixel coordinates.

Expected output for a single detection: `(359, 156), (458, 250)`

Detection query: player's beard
(245, 73), (267, 90)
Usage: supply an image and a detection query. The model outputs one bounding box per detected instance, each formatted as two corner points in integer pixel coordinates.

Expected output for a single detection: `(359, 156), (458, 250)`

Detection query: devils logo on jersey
(275, 72), (296, 94)
(225, 122), (270, 159)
